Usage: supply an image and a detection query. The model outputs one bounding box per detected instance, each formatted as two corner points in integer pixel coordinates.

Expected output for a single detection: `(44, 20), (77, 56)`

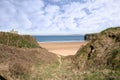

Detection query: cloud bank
(0, 0), (120, 35)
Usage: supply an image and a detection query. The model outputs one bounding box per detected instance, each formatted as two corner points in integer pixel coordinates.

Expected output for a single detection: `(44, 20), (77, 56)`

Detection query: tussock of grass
(0, 32), (40, 48)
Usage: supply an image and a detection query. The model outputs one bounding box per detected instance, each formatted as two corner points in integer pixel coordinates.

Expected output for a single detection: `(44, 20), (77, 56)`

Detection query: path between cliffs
(57, 54), (62, 68)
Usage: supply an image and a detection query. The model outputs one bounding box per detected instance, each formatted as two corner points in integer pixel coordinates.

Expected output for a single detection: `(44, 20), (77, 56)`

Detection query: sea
(33, 35), (85, 42)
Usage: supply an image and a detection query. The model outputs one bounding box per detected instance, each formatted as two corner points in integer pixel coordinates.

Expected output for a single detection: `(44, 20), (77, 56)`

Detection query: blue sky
(0, 0), (120, 35)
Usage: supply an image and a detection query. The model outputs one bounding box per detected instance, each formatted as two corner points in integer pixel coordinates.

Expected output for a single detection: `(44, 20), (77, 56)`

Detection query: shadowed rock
(0, 75), (6, 80)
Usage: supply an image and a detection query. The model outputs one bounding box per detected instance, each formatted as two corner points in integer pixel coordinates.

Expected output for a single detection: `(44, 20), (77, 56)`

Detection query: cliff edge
(74, 27), (120, 71)
(0, 32), (58, 80)
(59, 27), (120, 80)
(0, 32), (40, 48)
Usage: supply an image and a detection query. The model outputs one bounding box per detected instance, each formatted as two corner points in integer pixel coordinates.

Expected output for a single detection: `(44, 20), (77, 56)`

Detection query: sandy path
(39, 41), (88, 56)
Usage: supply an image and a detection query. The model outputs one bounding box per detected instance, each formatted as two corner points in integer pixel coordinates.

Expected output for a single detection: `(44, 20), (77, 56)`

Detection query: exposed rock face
(84, 33), (97, 41)
(0, 75), (6, 80)
(73, 27), (120, 71)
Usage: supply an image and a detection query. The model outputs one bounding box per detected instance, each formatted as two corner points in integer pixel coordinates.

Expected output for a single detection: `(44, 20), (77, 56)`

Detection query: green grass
(0, 32), (40, 48)
(82, 70), (120, 80)
(107, 48), (120, 70)
(101, 27), (120, 34)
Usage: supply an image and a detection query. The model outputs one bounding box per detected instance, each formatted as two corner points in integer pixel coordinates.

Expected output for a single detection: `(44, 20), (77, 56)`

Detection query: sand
(39, 41), (88, 56)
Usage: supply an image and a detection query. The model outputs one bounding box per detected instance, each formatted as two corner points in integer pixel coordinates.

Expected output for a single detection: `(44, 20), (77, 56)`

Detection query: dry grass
(0, 44), (58, 80)
(0, 32), (40, 48)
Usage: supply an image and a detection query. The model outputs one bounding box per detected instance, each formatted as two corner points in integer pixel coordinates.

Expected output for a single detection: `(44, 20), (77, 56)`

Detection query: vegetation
(0, 27), (120, 80)
(0, 32), (40, 48)
(0, 44), (58, 80)
(70, 27), (120, 79)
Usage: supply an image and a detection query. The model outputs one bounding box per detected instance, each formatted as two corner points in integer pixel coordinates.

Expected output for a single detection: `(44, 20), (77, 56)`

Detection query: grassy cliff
(0, 44), (58, 80)
(0, 27), (120, 80)
(0, 32), (58, 80)
(68, 27), (120, 79)
(0, 32), (40, 48)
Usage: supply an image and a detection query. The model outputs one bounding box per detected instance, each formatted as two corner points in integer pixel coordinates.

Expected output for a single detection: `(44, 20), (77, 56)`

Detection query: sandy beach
(39, 41), (88, 56)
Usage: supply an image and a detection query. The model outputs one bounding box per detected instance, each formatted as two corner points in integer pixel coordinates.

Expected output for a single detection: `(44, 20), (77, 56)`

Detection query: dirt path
(56, 54), (62, 68)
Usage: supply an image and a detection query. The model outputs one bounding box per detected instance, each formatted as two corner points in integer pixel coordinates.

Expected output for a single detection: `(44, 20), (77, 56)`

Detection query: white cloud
(16, 0), (44, 14)
(51, 0), (61, 2)
(0, 0), (120, 35)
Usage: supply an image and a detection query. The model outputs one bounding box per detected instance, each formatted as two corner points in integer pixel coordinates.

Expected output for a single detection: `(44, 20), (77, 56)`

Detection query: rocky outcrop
(84, 33), (97, 41)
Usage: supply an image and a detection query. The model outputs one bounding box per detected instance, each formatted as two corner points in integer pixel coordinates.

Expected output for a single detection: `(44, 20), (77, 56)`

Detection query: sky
(0, 0), (120, 35)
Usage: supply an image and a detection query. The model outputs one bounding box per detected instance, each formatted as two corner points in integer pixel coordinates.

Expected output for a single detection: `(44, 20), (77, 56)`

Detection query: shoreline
(38, 40), (85, 43)
(39, 41), (88, 56)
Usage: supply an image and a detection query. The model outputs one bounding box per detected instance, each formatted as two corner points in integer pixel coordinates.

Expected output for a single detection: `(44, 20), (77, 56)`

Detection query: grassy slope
(0, 32), (58, 80)
(0, 44), (58, 80)
(0, 27), (120, 80)
(69, 27), (120, 80)
(0, 32), (40, 48)
(36, 27), (120, 80)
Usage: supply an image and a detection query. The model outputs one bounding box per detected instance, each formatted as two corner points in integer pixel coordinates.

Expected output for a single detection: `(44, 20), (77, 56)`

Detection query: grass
(107, 48), (120, 70)
(1, 27), (120, 80)
(0, 32), (40, 48)
(31, 59), (120, 80)
(101, 27), (120, 34)
(75, 43), (90, 57)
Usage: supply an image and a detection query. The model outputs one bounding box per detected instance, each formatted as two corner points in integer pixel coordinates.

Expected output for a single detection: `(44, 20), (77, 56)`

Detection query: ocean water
(33, 35), (85, 42)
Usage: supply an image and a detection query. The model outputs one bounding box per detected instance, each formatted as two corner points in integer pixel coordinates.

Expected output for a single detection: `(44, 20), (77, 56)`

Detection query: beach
(39, 41), (88, 56)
